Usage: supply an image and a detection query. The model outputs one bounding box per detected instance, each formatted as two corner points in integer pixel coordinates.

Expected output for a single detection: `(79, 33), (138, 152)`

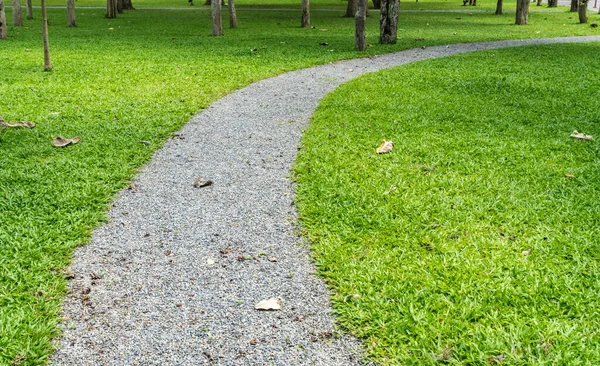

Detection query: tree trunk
(106, 0), (117, 18)
(379, 0), (399, 44)
(570, 0), (578, 11)
(205, 0), (209, 4)
(471, 0), (476, 5)
(122, 0), (134, 10)
(41, 0), (52, 70)
(26, 0), (32, 19)
(67, 0), (76, 26)
(578, 0), (588, 22)
(536, 0), (542, 6)
(117, 0), (124, 13)
(228, 0), (236, 28)
(515, 0), (529, 24)
(495, 0), (502, 14)
(355, 0), (366, 51)
(12, 0), (22, 26)
(547, 0), (557, 7)
(211, 0), (222, 35)
(0, 0), (6, 39)
(345, 0), (356, 17)
(301, 0), (309, 27)
(372, 0), (381, 9)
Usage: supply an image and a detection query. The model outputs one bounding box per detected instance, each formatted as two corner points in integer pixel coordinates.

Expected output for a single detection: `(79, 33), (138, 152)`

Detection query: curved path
(53, 36), (600, 366)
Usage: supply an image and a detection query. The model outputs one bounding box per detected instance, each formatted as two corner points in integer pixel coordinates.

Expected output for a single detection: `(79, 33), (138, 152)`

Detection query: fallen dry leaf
(564, 174), (575, 178)
(376, 140), (394, 154)
(343, 293), (360, 302)
(206, 258), (215, 265)
(255, 297), (283, 311)
(522, 249), (531, 256)
(486, 355), (505, 364)
(249, 338), (258, 345)
(570, 130), (593, 141)
(0, 118), (36, 128)
(52, 136), (81, 147)
(384, 185), (397, 195)
(193, 177), (213, 188)
(267, 257), (278, 262)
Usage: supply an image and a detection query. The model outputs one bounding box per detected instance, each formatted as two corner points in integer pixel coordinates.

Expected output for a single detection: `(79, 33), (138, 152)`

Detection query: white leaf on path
(255, 297), (283, 311)
(376, 140), (393, 154)
(206, 259), (215, 265)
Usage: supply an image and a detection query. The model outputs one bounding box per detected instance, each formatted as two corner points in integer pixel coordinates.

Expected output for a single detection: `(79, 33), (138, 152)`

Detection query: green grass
(293, 42), (600, 365)
(0, 1), (599, 364)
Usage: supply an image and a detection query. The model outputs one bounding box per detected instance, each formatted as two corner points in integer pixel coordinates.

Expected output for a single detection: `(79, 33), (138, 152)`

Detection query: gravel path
(53, 36), (600, 366)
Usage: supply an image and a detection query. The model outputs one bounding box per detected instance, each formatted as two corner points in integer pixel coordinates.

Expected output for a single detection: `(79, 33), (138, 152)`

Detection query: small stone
(207, 259), (215, 265)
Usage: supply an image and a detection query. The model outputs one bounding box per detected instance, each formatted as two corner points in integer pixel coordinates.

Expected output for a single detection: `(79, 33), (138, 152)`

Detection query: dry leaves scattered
(193, 176), (213, 188)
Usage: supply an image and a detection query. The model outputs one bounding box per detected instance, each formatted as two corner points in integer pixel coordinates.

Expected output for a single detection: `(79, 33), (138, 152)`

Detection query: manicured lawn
(0, 0), (599, 364)
(294, 42), (600, 365)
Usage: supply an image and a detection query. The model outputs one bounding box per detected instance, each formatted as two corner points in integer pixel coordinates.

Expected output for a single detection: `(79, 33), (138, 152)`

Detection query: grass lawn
(293, 42), (600, 364)
(0, 0), (599, 364)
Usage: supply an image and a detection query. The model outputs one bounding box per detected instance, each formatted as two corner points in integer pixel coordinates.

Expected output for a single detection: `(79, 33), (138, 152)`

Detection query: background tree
(495, 0), (502, 14)
(228, 0), (236, 28)
(379, 0), (399, 44)
(26, 0), (32, 19)
(12, 0), (22, 26)
(122, 0), (134, 10)
(536, 0), (542, 6)
(41, 0), (51, 70)
(106, 0), (117, 18)
(0, 0), (6, 39)
(211, 0), (222, 35)
(372, 0), (381, 9)
(355, 0), (366, 51)
(515, 0), (529, 24)
(578, 0), (588, 22)
(301, 0), (309, 27)
(547, 0), (557, 7)
(67, 0), (76, 26)
(345, 0), (356, 17)
(570, 0), (578, 11)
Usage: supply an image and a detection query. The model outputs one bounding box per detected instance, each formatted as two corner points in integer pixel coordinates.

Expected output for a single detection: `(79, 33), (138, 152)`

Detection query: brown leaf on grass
(415, 37), (425, 41)
(376, 140), (394, 154)
(522, 249), (531, 256)
(570, 130), (593, 141)
(255, 297), (283, 311)
(384, 185), (397, 195)
(1, 120), (36, 128)
(486, 355), (505, 364)
(436, 346), (454, 362)
(343, 293), (360, 302)
(52, 136), (81, 147)
(193, 177), (213, 188)
(565, 174), (575, 178)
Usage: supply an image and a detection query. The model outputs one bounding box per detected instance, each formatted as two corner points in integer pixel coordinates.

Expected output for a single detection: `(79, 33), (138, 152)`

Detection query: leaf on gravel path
(570, 130), (593, 141)
(193, 176), (213, 188)
(206, 258), (215, 265)
(376, 140), (393, 154)
(255, 297), (283, 311)
(53, 136), (81, 147)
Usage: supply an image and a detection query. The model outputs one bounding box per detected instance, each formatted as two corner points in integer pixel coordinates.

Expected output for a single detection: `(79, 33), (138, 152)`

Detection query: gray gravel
(52, 36), (600, 366)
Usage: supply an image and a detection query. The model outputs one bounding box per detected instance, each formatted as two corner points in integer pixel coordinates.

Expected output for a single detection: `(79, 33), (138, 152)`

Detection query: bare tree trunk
(379, 0), (399, 44)
(41, 0), (52, 70)
(536, 0), (542, 6)
(301, 0), (309, 27)
(547, 0), (557, 7)
(12, 0), (22, 26)
(106, 0), (116, 18)
(495, 0), (502, 14)
(578, 0), (588, 21)
(26, 0), (32, 19)
(355, 0), (366, 51)
(0, 0), (6, 39)
(122, 0), (134, 10)
(471, 0), (476, 5)
(372, 0), (381, 8)
(117, 0), (124, 13)
(570, 0), (578, 11)
(228, 0), (236, 28)
(211, 0), (222, 35)
(205, 0), (209, 4)
(345, 0), (356, 17)
(67, 0), (76, 26)
(515, 0), (529, 24)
